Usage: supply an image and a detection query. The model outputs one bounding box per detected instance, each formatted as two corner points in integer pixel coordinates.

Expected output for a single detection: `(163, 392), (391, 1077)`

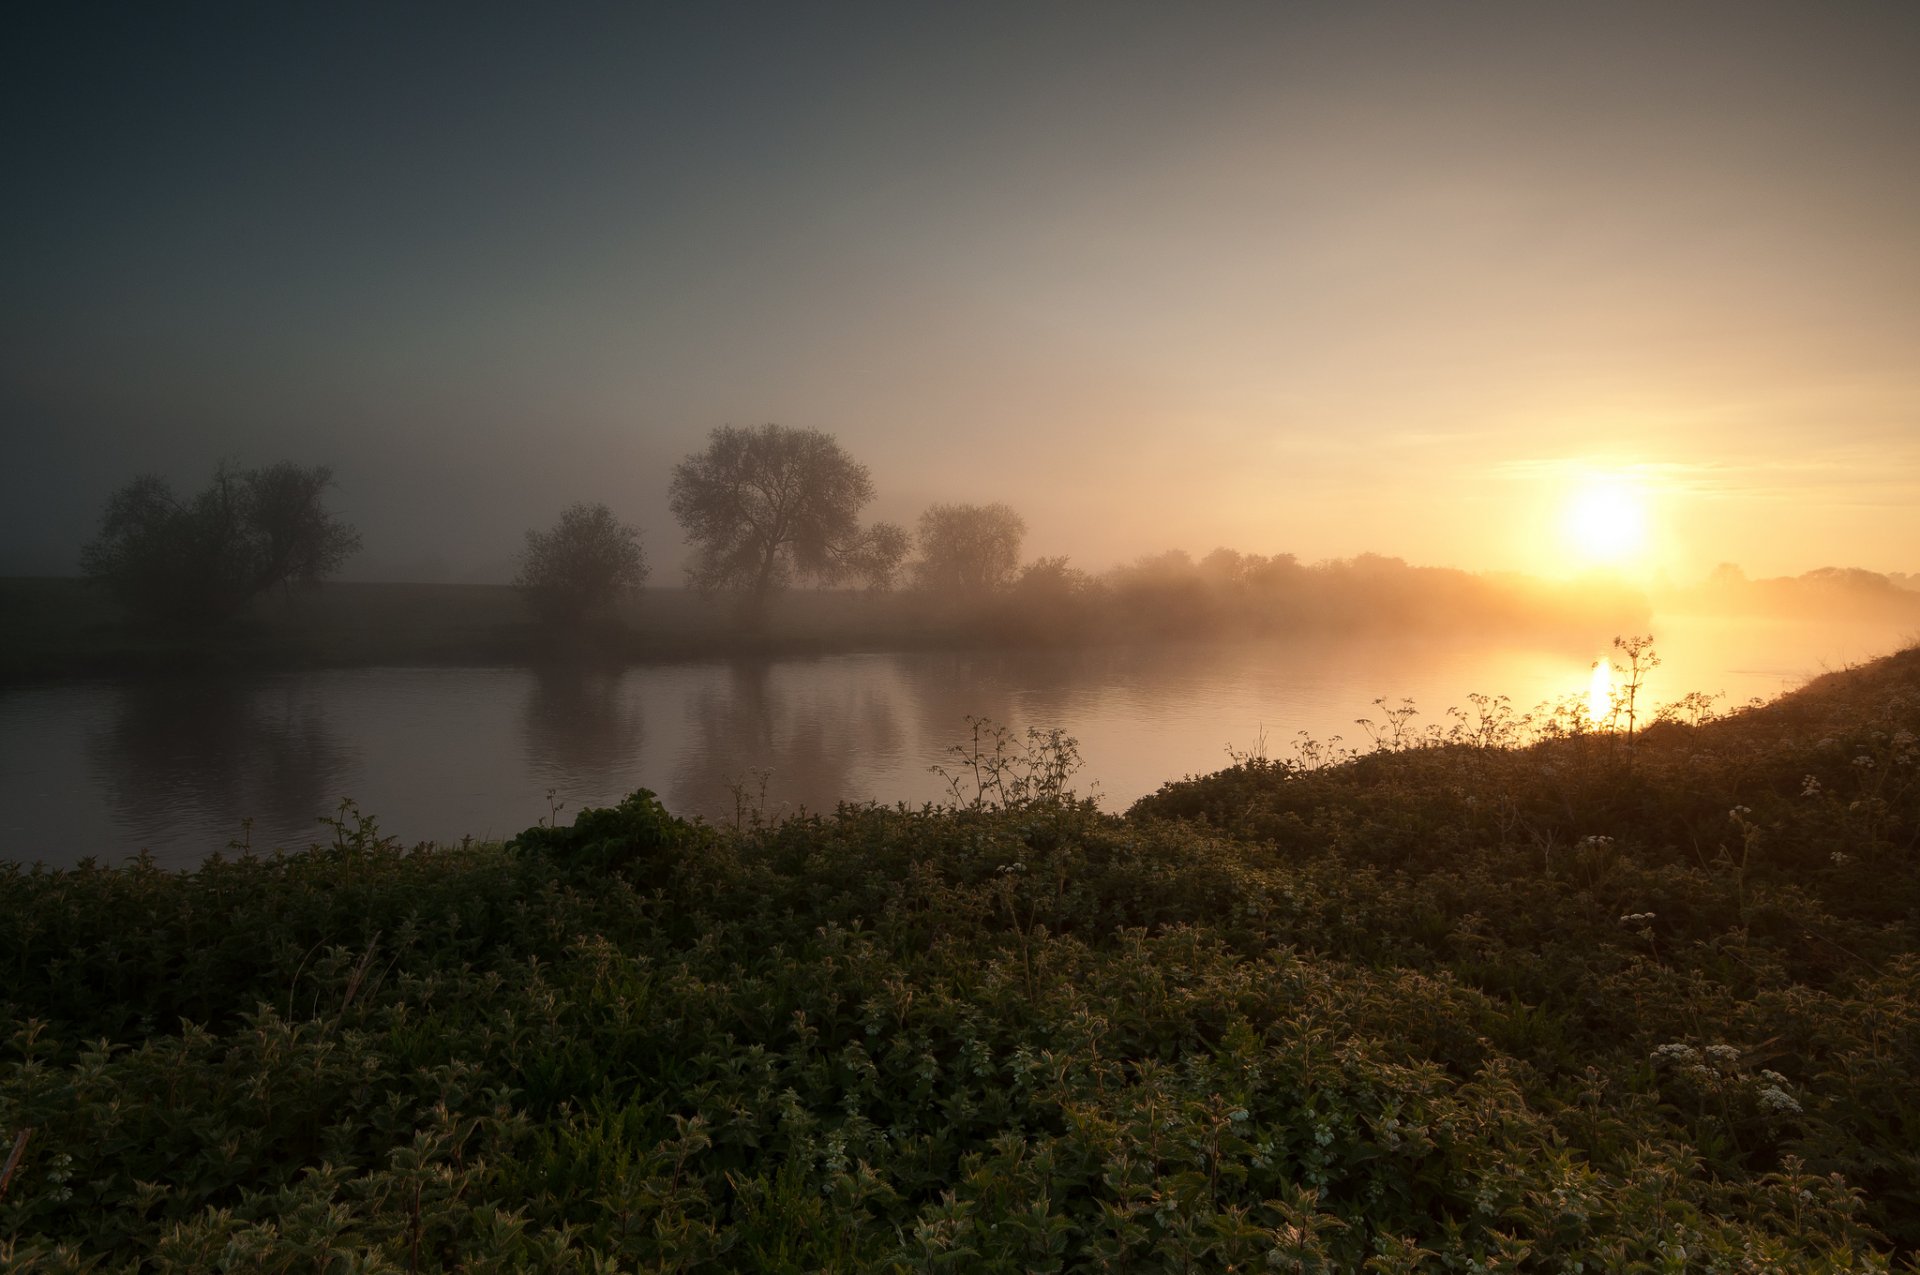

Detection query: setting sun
(1563, 476), (1650, 567)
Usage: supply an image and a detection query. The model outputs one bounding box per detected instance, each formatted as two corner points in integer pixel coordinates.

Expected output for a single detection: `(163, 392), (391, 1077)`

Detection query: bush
(4, 648), (1918, 1268)
(513, 502), (648, 625)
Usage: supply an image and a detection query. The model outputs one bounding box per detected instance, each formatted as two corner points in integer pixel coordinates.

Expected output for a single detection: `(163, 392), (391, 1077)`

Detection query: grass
(2, 643), (1918, 1269)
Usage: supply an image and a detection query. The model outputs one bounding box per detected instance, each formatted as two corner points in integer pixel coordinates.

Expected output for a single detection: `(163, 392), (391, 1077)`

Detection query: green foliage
(509, 789), (708, 874)
(80, 462), (361, 626)
(5, 647), (1920, 1269)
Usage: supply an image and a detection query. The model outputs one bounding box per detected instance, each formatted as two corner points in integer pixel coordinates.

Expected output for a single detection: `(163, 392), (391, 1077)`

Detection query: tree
(850, 520), (911, 592)
(912, 502), (1026, 596)
(668, 424), (905, 604)
(81, 461), (361, 625)
(515, 502), (649, 624)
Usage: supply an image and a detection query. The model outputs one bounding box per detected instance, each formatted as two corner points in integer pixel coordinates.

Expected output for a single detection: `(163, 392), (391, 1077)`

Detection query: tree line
(79, 423), (1649, 642)
(77, 425), (1041, 627)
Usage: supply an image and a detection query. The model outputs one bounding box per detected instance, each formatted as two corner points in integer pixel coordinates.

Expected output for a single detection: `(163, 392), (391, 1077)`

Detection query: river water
(2, 615), (1911, 868)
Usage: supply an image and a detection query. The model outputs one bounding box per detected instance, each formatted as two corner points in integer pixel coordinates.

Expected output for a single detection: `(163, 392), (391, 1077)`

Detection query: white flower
(1757, 1085), (1803, 1116)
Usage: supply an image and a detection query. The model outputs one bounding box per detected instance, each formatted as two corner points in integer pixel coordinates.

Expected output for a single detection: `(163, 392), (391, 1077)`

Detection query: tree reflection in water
(669, 659), (906, 822)
(88, 677), (357, 859)
(520, 667), (647, 806)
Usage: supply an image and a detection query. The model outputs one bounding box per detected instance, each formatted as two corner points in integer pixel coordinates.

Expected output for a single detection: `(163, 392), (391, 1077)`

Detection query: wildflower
(1831, 851), (1853, 865)
(1619, 911), (1656, 925)
(1757, 1085), (1803, 1116)
(1853, 755), (1875, 769)
(1651, 1043), (1698, 1064)
(1801, 775), (1822, 797)
(1705, 1044), (1740, 1064)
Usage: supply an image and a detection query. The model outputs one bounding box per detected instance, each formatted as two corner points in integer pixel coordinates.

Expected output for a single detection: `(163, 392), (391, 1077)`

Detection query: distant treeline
(84, 428), (1916, 661)
(1660, 563), (1920, 621)
(910, 547), (1649, 645)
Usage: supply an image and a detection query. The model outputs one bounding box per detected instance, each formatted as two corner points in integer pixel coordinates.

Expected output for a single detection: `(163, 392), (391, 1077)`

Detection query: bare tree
(81, 462), (360, 625)
(913, 502), (1026, 597)
(516, 502), (649, 624)
(668, 424), (904, 606)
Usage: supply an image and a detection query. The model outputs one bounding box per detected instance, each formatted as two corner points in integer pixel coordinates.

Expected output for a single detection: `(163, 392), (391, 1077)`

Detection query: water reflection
(520, 667), (646, 791)
(88, 678), (356, 855)
(670, 659), (906, 820)
(4, 615), (1905, 868)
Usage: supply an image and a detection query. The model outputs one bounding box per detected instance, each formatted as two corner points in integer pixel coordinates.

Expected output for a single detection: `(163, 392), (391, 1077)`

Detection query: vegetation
(913, 503), (1026, 598)
(4, 642), (1919, 1269)
(0, 559), (1661, 683)
(668, 425), (907, 606)
(79, 462), (360, 627)
(515, 503), (649, 626)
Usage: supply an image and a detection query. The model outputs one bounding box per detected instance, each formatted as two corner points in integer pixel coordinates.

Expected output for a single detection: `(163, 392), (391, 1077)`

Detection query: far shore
(14, 571), (1900, 684)
(2, 578), (975, 682)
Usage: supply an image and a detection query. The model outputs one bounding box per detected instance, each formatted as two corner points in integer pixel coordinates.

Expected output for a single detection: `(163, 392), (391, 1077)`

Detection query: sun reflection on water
(1588, 658), (1613, 722)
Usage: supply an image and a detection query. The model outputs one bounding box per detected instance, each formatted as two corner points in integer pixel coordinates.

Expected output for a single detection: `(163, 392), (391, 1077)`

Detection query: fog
(5, 2), (1919, 586)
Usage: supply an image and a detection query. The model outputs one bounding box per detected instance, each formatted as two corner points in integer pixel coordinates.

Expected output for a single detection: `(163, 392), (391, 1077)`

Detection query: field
(3, 644), (1918, 1270)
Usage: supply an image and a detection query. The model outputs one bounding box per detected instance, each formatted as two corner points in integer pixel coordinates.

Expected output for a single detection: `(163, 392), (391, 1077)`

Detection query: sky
(4, 1), (1917, 584)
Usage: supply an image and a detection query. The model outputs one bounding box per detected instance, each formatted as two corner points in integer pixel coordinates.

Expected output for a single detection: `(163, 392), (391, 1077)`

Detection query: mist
(13, 6), (1920, 1266)
(6, 2), (1919, 585)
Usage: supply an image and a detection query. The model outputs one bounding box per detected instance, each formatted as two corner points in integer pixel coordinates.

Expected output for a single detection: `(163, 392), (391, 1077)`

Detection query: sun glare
(1563, 476), (1649, 567)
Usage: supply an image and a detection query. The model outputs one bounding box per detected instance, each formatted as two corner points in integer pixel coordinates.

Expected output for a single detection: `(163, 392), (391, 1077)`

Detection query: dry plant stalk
(0, 1127), (32, 1201)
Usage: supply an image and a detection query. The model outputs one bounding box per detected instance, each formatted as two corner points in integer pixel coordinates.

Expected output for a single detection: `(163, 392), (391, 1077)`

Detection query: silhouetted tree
(913, 502), (1026, 596)
(81, 462), (360, 625)
(668, 424), (904, 606)
(515, 502), (648, 624)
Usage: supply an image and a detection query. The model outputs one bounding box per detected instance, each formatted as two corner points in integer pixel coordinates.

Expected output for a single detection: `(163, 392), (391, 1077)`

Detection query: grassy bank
(0, 571), (1649, 682)
(3, 647), (1918, 1270)
(0, 579), (935, 681)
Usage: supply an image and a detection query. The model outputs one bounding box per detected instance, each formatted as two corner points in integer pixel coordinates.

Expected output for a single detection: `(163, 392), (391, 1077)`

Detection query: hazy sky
(5, 2), (1917, 583)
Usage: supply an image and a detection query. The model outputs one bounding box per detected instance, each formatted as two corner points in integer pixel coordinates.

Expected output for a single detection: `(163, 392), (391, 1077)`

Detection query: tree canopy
(80, 462), (360, 625)
(515, 502), (648, 624)
(668, 424), (905, 602)
(913, 502), (1026, 596)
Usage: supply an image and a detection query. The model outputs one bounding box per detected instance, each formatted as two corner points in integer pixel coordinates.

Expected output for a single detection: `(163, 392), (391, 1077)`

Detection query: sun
(1562, 475), (1649, 566)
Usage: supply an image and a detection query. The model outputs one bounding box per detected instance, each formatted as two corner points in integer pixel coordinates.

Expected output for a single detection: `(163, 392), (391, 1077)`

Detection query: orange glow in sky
(1563, 474), (1651, 569)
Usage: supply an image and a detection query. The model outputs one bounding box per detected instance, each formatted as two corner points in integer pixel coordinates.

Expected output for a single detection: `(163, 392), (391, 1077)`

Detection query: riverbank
(0, 578), (925, 681)
(0, 572), (1651, 683)
(3, 644), (1917, 1268)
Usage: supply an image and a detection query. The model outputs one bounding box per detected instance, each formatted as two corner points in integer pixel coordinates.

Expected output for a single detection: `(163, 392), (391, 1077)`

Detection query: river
(2, 614), (1910, 868)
